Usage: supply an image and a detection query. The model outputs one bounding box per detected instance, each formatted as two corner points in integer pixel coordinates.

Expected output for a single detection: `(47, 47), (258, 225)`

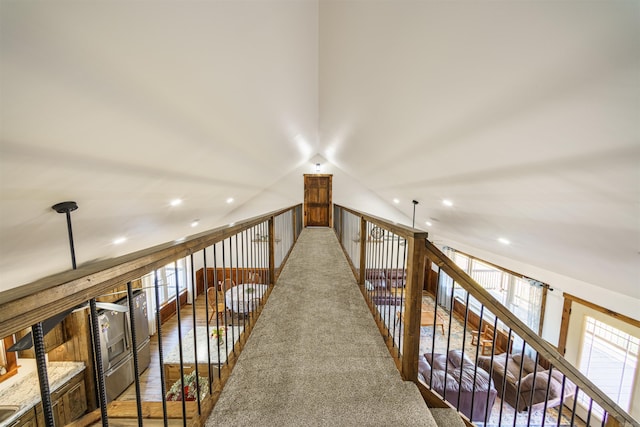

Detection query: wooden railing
(0, 204), (302, 426)
(333, 204), (639, 427)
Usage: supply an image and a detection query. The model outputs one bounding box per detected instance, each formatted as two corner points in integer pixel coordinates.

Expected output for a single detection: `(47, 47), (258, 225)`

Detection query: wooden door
(303, 174), (332, 227)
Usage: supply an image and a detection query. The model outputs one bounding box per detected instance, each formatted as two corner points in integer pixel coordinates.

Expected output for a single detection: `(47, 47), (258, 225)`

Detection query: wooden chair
(471, 324), (494, 355)
(207, 287), (228, 325)
(220, 278), (235, 290)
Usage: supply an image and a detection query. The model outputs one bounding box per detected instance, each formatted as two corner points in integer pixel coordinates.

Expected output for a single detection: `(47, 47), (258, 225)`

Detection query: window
(440, 247), (544, 335)
(577, 316), (639, 416)
(156, 259), (187, 306)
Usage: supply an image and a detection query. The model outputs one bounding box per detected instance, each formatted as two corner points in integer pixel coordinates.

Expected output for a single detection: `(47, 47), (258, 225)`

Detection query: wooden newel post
(268, 217), (276, 286)
(401, 233), (428, 381)
(359, 217), (367, 288)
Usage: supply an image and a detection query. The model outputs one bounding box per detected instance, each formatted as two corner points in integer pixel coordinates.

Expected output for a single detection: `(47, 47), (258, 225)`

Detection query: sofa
(365, 268), (406, 305)
(477, 352), (576, 413)
(418, 350), (497, 422)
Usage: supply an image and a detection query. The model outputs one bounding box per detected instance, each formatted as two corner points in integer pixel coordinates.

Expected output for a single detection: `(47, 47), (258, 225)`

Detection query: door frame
(303, 174), (333, 228)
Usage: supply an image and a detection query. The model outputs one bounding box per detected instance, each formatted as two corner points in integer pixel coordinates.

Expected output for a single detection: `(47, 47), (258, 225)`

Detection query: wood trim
(401, 236), (427, 381)
(0, 205), (301, 338)
(563, 292), (640, 329)
(538, 286), (548, 336)
(558, 298), (573, 356)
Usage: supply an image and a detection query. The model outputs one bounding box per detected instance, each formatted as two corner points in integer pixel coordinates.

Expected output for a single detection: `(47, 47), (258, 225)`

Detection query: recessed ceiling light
(498, 237), (510, 245)
(170, 198), (182, 207)
(113, 236), (127, 245)
(425, 221), (432, 227)
(226, 197), (234, 204)
(393, 198), (400, 204)
(442, 199), (453, 207)
(191, 220), (199, 228)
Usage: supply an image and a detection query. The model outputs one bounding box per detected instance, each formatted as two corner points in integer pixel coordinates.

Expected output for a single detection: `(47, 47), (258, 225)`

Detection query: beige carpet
(206, 228), (437, 426)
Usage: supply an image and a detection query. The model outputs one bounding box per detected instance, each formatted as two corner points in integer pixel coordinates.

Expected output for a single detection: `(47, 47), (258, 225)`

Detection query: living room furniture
(418, 350), (497, 422)
(224, 284), (268, 314)
(471, 324), (494, 355)
(477, 352), (576, 413)
(207, 287), (228, 325)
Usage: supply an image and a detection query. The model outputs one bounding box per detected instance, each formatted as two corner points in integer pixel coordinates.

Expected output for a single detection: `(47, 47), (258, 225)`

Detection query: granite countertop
(164, 325), (244, 365)
(0, 359), (85, 427)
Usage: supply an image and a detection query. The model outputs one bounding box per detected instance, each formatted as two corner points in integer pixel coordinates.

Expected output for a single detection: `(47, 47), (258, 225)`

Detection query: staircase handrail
(0, 204), (301, 338)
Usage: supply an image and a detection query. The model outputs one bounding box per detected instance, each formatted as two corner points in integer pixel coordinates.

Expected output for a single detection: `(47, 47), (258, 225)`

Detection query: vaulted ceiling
(1, 1), (638, 301)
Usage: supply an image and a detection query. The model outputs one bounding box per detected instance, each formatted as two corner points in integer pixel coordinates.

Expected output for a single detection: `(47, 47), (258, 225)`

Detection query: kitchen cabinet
(15, 323), (66, 358)
(8, 408), (36, 427)
(35, 371), (86, 426)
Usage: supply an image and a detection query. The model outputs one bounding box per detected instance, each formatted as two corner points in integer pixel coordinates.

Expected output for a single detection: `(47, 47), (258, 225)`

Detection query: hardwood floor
(116, 296), (245, 402)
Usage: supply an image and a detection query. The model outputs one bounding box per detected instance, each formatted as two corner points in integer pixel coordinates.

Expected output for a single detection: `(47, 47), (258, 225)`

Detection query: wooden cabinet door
(62, 379), (87, 422)
(303, 174), (332, 227)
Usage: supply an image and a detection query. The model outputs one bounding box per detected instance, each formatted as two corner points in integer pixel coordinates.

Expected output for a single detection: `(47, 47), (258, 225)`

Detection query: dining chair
(471, 324), (494, 355)
(207, 287), (228, 325)
(220, 278), (235, 290)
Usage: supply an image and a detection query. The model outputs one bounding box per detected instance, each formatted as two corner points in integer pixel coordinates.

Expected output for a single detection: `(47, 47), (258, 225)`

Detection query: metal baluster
(234, 234), (243, 332)
(483, 316), (499, 425)
(126, 282), (143, 426)
(569, 386), (580, 427)
(429, 267), (442, 390)
(585, 398), (593, 427)
(188, 254), (202, 415)
(457, 290), (472, 415)
(526, 352), (541, 426)
(90, 299), (109, 427)
(512, 339), (527, 427)
(203, 249), (215, 389)
(223, 238), (236, 354)
(391, 236), (401, 354)
(442, 281), (457, 403)
(470, 305), (486, 421)
(32, 322), (56, 427)
(173, 261), (187, 427)
(382, 228), (391, 339)
(497, 329), (513, 426)
(398, 238), (407, 360)
(541, 364), (554, 425)
(155, 270), (168, 427)
(556, 375), (567, 427)
(213, 245), (224, 379)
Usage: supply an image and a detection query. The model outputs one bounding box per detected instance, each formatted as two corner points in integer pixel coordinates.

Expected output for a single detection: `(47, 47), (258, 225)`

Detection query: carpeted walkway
(206, 228), (438, 426)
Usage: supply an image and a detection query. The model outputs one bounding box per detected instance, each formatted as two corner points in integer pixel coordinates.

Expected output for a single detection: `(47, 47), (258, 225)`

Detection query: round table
(225, 284), (268, 314)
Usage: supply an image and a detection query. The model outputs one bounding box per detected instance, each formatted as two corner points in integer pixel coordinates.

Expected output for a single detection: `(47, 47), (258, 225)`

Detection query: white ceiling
(1, 1), (638, 301)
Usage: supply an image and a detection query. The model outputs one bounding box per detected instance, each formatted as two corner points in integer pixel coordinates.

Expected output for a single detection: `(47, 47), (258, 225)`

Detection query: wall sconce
(315, 163), (321, 173)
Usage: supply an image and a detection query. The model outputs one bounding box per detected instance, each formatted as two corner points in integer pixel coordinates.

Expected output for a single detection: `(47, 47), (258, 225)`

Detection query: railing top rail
(335, 204), (428, 240)
(425, 239), (639, 427)
(0, 204), (300, 337)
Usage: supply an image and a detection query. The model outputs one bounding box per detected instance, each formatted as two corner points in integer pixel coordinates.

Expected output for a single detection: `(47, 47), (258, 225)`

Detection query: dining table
(224, 283), (268, 314)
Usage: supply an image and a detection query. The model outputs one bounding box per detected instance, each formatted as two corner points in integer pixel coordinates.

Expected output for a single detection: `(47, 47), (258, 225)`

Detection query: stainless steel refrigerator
(96, 290), (150, 402)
